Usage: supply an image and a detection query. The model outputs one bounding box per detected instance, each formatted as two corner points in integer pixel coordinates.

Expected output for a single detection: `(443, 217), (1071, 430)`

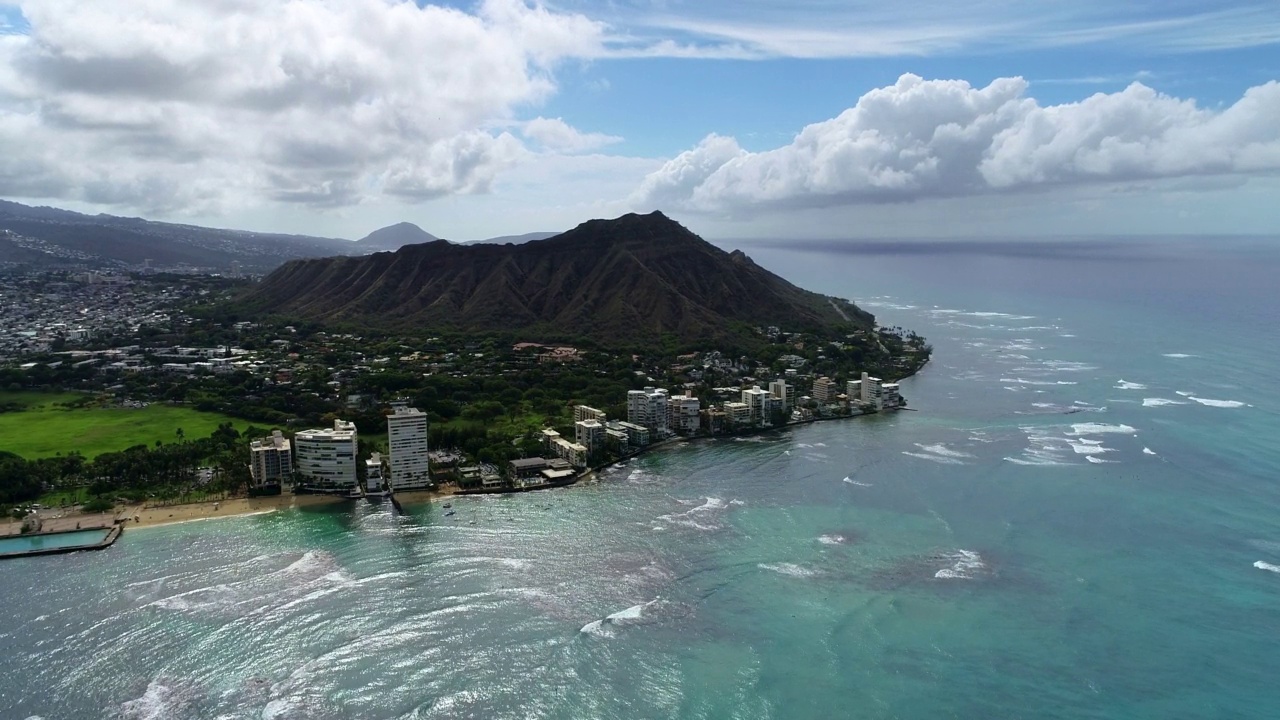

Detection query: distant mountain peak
(357, 222), (439, 250)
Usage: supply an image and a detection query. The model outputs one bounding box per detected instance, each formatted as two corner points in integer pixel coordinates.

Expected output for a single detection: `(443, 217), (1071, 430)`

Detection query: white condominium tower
(249, 430), (291, 488)
(294, 419), (359, 493)
(388, 405), (432, 490)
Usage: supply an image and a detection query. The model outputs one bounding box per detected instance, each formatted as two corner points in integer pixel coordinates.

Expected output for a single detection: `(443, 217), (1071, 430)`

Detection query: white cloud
(522, 117), (622, 153)
(633, 74), (1280, 213)
(0, 0), (606, 214)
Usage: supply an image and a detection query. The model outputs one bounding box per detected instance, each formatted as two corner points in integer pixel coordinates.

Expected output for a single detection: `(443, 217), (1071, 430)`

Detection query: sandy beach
(2, 487), (459, 535)
(121, 486), (458, 528)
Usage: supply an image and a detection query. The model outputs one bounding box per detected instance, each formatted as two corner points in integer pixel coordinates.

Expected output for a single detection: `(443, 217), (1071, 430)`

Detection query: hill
(356, 222), (440, 251)
(0, 199), (355, 273)
(236, 211), (874, 347)
(468, 231), (560, 245)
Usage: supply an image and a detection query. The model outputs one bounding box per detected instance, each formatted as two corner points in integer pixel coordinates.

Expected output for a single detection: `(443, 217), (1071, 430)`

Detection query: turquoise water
(0, 527), (111, 554)
(2, 238), (1279, 719)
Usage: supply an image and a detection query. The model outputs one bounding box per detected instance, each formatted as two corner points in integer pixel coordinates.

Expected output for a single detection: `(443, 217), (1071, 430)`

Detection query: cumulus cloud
(0, 0), (605, 214)
(522, 117), (622, 153)
(633, 74), (1280, 213)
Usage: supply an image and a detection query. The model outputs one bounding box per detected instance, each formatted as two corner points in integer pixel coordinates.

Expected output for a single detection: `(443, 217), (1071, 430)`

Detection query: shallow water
(2, 237), (1279, 719)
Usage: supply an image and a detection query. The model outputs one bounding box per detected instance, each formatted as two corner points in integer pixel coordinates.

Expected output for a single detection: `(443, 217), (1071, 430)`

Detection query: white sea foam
(1115, 380), (1147, 390)
(658, 497), (733, 531)
(843, 477), (872, 487)
(818, 534), (848, 545)
(579, 619), (613, 638)
(901, 451), (966, 465)
(1066, 440), (1115, 455)
(935, 550), (986, 580)
(606, 603), (649, 621)
(1143, 447), (1157, 456)
(1068, 423), (1137, 436)
(1254, 562), (1280, 574)
(119, 679), (188, 720)
(917, 443), (975, 459)
(1184, 396), (1248, 408)
(1000, 378), (1079, 386)
(1163, 353), (1196, 358)
(1086, 456), (1117, 464)
(1142, 398), (1187, 407)
(758, 562), (819, 578)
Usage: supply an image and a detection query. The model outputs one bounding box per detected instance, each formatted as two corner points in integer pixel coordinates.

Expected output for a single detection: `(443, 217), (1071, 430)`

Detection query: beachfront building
(672, 394), (701, 433)
(882, 383), (901, 409)
(387, 404), (432, 491)
(614, 421), (650, 448)
(542, 428), (589, 468)
(723, 401), (751, 425)
(811, 377), (838, 404)
(575, 418), (605, 455)
(509, 457), (548, 480)
(574, 405), (606, 423)
(769, 379), (791, 411)
(846, 380), (862, 404)
(294, 419), (358, 493)
(741, 385), (770, 423)
(628, 387), (671, 435)
(365, 452), (387, 495)
(860, 372), (883, 409)
(249, 430), (292, 490)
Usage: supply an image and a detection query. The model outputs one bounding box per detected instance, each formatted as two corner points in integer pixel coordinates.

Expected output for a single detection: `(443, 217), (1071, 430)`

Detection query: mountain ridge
(237, 211), (874, 347)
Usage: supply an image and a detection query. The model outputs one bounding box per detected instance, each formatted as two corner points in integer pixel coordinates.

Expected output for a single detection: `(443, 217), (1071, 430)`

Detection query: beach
(121, 487), (458, 528)
(2, 487), (459, 534)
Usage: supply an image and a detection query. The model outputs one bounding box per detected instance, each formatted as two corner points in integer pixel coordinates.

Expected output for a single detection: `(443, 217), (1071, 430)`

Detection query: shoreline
(10, 366), (928, 532)
(3, 486), (459, 534)
(586, 362), (928, 478)
(120, 486), (457, 528)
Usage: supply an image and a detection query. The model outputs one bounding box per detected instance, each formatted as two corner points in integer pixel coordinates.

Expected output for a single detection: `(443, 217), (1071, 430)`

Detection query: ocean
(3, 236), (1279, 719)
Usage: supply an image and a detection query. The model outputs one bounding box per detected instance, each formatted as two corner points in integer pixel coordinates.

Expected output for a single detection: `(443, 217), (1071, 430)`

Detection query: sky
(0, 0), (1277, 241)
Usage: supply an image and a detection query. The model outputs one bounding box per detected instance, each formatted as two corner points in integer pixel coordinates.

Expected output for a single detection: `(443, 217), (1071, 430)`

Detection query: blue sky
(0, 0), (1277, 240)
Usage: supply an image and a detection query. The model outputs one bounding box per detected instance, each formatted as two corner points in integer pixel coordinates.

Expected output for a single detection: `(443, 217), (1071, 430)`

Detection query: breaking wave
(1067, 423), (1137, 436)
(1182, 395), (1248, 408)
(758, 562), (819, 578)
(934, 550), (987, 580)
(1254, 562), (1280, 574)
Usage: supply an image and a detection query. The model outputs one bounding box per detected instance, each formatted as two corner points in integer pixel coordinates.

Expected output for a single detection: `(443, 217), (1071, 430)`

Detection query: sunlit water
(3, 237), (1279, 719)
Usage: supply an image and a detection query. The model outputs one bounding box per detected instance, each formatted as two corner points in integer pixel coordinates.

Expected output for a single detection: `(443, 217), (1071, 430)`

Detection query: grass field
(0, 392), (252, 459)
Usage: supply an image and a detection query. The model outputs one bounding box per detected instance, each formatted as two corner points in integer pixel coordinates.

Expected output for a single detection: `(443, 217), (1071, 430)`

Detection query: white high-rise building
(388, 405), (432, 490)
(741, 385), (770, 422)
(575, 419), (605, 454)
(627, 390), (648, 426)
(860, 372), (883, 409)
(294, 419), (358, 493)
(628, 387), (670, 434)
(673, 395), (701, 433)
(249, 430), (291, 488)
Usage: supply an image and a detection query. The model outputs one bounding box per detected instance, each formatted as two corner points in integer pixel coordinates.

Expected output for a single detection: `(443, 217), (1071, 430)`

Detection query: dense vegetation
(1, 421), (256, 512)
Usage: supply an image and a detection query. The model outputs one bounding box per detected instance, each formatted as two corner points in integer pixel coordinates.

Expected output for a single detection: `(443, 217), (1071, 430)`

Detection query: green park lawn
(0, 392), (251, 459)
